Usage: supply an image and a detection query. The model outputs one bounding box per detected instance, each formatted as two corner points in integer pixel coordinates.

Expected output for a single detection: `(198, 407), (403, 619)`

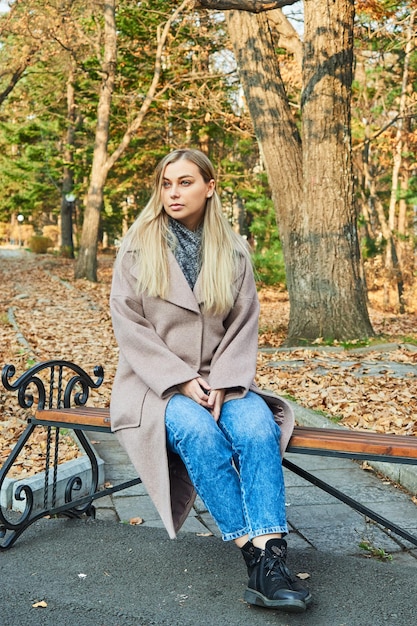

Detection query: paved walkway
(3, 409), (416, 626)
(2, 410), (417, 625)
(2, 249), (417, 622)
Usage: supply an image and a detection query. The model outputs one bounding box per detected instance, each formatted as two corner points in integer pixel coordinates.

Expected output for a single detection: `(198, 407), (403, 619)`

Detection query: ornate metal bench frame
(0, 361), (141, 551)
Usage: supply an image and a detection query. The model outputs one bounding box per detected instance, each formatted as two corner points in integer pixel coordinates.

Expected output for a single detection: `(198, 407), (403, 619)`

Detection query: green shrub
(28, 235), (53, 254)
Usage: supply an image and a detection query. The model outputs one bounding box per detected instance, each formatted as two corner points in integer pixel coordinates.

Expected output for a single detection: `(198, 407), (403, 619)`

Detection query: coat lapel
(165, 250), (201, 313)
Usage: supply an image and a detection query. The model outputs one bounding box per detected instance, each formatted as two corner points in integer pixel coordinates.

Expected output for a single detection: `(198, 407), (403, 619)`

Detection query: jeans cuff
(222, 527), (250, 542)
(249, 525), (288, 540)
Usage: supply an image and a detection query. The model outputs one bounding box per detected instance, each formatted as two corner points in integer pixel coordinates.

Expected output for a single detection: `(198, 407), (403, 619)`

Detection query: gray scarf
(168, 217), (203, 289)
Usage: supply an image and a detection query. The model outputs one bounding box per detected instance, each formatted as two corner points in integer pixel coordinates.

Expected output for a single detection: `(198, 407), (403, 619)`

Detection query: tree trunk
(287, 0), (373, 342)
(227, 2), (373, 343)
(226, 9), (303, 292)
(74, 0), (117, 281)
(60, 65), (76, 258)
(74, 0), (191, 281)
(384, 9), (415, 312)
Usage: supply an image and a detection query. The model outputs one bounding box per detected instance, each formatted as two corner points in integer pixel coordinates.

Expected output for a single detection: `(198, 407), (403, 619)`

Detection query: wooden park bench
(1, 360), (417, 551)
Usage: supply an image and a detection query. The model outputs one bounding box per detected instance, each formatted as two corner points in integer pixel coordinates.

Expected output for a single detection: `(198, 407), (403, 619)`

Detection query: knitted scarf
(167, 217), (203, 289)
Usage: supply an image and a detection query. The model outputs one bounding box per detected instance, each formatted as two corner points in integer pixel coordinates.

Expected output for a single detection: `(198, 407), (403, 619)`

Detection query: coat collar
(166, 249), (202, 313)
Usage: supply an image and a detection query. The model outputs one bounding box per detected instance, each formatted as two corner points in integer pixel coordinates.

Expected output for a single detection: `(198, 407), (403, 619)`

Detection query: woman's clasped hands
(176, 377), (225, 421)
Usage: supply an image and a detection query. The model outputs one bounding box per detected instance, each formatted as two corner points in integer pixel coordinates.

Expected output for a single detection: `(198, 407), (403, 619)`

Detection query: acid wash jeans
(165, 391), (288, 542)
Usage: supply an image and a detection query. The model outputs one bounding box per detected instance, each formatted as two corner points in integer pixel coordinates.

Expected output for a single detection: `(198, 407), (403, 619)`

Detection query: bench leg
(1, 419), (144, 551)
(283, 457), (417, 548)
(0, 423), (102, 551)
(0, 423), (40, 550)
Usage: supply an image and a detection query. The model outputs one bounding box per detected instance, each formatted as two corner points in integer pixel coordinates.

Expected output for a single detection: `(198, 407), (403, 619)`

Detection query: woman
(110, 148), (311, 613)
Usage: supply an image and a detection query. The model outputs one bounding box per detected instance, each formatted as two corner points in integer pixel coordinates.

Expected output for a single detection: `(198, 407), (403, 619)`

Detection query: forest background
(0, 0), (417, 347)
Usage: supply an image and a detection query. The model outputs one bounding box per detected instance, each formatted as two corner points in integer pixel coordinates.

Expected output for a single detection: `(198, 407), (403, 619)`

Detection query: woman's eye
(181, 180), (191, 186)
(163, 181), (171, 188)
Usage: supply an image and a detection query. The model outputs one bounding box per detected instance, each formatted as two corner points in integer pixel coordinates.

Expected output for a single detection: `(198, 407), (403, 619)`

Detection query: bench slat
(35, 407), (111, 428)
(289, 425), (417, 459)
(35, 407), (417, 460)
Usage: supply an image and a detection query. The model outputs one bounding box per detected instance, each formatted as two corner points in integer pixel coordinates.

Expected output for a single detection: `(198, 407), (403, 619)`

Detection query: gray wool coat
(110, 248), (294, 539)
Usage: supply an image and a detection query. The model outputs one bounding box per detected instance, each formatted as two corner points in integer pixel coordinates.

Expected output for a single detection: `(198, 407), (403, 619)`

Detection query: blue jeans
(165, 391), (288, 541)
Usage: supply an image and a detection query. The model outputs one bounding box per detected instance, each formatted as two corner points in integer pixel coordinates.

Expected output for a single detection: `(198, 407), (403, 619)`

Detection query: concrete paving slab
(112, 494), (160, 523)
(287, 501), (366, 529)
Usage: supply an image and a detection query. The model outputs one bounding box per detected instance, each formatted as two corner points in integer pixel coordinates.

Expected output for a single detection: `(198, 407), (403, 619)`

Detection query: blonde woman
(110, 149), (311, 613)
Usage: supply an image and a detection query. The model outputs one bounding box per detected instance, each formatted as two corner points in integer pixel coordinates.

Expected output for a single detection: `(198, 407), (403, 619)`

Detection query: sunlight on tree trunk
(286, 0), (374, 343)
(227, 1), (373, 343)
(74, 0), (116, 281)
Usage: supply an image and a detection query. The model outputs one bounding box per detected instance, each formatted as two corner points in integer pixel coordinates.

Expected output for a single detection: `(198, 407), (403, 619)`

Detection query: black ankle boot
(240, 541), (260, 576)
(242, 538), (311, 613)
(241, 539), (311, 602)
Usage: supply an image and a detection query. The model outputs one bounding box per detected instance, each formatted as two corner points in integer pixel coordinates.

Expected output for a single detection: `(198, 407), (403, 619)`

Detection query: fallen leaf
(296, 572), (310, 580)
(32, 601), (48, 608)
(129, 516), (144, 525)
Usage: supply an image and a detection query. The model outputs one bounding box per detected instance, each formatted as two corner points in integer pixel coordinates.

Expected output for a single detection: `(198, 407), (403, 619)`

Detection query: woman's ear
(206, 179), (215, 198)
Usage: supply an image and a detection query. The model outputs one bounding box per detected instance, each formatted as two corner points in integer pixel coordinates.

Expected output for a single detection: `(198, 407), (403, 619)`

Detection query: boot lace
(264, 552), (296, 587)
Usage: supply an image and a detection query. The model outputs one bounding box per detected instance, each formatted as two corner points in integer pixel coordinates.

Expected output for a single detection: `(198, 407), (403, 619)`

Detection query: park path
(0, 248), (116, 405)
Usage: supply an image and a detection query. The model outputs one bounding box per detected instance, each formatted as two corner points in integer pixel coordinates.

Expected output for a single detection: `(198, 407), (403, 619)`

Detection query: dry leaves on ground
(1, 252), (417, 479)
(257, 287), (417, 435)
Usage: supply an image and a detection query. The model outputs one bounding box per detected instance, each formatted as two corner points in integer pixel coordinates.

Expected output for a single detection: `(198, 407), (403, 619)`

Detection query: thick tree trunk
(74, 0), (117, 281)
(227, 3), (373, 343)
(287, 0), (373, 342)
(226, 9), (303, 291)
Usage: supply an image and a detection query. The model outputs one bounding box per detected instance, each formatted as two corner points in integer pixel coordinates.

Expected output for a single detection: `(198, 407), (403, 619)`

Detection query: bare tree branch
(0, 60), (31, 106)
(106, 0), (192, 171)
(195, 0), (300, 13)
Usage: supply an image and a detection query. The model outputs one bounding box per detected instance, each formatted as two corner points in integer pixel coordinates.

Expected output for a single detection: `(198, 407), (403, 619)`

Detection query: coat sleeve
(208, 254), (260, 392)
(110, 252), (200, 398)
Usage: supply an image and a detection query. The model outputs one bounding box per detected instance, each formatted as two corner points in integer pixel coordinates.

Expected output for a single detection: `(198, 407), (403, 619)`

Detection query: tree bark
(228, 1), (373, 343)
(74, 0), (116, 281)
(226, 9), (303, 305)
(285, 0), (373, 342)
(267, 8), (302, 68)
(197, 0), (298, 12)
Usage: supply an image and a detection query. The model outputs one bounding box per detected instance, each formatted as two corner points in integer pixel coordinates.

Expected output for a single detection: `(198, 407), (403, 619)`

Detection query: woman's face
(161, 159), (215, 231)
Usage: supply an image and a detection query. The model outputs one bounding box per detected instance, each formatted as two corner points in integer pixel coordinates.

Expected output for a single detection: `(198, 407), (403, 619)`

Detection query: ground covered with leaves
(1, 251), (417, 477)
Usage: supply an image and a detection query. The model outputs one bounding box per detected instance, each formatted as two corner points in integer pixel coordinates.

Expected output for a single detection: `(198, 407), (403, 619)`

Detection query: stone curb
(287, 399), (417, 496)
(0, 454), (105, 513)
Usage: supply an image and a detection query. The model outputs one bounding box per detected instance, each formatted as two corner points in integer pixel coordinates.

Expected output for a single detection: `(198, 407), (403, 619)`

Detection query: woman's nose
(170, 184), (179, 197)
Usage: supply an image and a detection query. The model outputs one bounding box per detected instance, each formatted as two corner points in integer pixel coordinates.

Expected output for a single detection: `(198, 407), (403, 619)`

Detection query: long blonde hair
(117, 149), (251, 315)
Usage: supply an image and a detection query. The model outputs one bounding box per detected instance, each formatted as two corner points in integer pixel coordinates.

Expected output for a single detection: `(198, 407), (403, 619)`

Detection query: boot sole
(244, 588), (307, 613)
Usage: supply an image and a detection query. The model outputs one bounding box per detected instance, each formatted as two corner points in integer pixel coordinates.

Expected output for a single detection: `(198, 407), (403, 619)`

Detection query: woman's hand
(176, 378), (225, 421)
(207, 388), (225, 422)
(177, 377), (212, 408)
